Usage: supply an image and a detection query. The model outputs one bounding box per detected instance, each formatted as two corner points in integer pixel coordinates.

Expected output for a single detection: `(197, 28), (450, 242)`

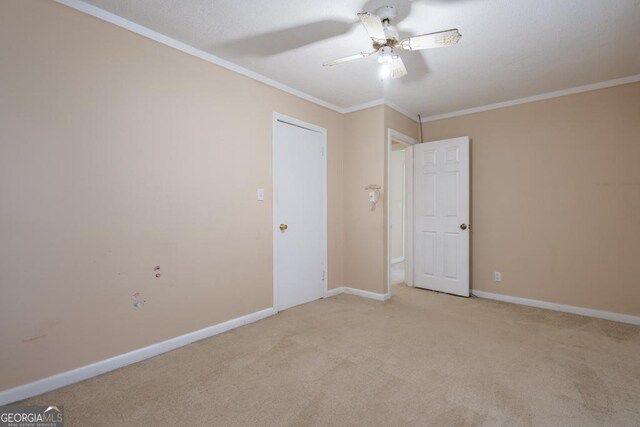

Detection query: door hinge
(322, 270), (325, 281)
(321, 146), (325, 157)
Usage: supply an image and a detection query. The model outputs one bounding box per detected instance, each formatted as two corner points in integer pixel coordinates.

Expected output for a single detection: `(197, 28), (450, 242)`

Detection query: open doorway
(386, 129), (418, 297)
(390, 142), (408, 285)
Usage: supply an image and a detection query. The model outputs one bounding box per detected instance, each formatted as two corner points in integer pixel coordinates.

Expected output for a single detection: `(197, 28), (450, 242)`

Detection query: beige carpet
(19, 285), (640, 426)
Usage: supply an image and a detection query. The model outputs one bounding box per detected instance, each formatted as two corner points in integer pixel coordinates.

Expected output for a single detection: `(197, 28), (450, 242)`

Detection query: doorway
(390, 142), (408, 284)
(386, 129), (418, 296)
(273, 113), (327, 311)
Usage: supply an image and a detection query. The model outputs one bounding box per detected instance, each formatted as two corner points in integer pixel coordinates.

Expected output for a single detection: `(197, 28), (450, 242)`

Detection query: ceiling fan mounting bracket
(375, 5), (397, 22)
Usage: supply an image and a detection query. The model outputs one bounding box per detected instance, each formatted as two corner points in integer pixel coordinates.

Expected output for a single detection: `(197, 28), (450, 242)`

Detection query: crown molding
(54, 0), (425, 123)
(54, 0), (346, 114)
(421, 74), (640, 123)
(341, 98), (385, 114)
(341, 99), (419, 123)
(61, 1), (636, 126)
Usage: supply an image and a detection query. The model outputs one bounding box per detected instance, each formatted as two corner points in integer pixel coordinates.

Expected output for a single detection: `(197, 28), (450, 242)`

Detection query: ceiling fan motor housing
(373, 6), (400, 46)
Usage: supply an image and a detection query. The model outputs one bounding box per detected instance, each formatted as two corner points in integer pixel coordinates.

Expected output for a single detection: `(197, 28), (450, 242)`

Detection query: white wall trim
(59, 0), (637, 124)
(391, 257), (405, 265)
(326, 287), (390, 301)
(54, 0), (420, 123)
(472, 290), (640, 326)
(342, 99), (420, 124)
(51, 2), (640, 124)
(421, 74), (640, 122)
(345, 287), (390, 301)
(342, 98), (385, 114)
(54, 0), (345, 114)
(0, 307), (276, 405)
(388, 129), (419, 146)
(327, 287), (347, 297)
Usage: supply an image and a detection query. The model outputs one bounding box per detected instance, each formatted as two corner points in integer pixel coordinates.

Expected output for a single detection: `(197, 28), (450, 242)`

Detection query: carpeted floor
(20, 284), (640, 426)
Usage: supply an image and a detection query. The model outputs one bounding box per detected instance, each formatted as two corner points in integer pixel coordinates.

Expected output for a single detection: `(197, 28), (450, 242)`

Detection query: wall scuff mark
(22, 334), (47, 343)
(132, 292), (146, 308)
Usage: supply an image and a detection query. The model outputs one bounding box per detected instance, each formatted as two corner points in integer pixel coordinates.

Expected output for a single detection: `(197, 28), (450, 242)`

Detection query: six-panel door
(413, 137), (470, 297)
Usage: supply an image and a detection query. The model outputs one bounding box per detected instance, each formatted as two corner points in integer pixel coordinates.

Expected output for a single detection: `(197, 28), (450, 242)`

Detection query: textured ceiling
(79, 0), (640, 117)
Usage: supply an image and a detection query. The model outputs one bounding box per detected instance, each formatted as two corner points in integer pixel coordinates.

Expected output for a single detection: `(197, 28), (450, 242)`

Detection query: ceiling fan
(323, 5), (461, 79)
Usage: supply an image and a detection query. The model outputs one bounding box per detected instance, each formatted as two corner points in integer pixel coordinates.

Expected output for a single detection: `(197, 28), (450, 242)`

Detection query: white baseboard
(345, 287), (390, 301)
(327, 287), (347, 297)
(391, 257), (405, 265)
(0, 307), (276, 405)
(327, 287), (390, 301)
(472, 290), (640, 326)
(15, 289), (633, 405)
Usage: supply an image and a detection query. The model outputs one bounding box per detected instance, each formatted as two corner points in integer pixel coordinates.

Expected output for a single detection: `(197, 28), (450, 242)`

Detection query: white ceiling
(78, 0), (640, 118)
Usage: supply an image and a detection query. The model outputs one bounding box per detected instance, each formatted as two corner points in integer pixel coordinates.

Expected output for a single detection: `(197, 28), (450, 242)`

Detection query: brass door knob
(279, 224), (288, 231)
(460, 224), (468, 230)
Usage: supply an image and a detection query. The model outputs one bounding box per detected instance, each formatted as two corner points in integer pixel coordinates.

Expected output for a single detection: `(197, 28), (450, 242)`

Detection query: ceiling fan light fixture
(377, 46), (396, 64)
(380, 62), (391, 79)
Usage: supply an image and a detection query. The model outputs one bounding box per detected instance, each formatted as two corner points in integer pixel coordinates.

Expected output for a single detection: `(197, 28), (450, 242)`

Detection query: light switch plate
(257, 188), (264, 201)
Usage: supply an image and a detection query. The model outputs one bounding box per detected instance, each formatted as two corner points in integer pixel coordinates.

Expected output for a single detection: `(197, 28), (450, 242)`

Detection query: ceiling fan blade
(390, 57), (407, 79)
(357, 12), (387, 43)
(400, 29), (462, 51)
(323, 52), (375, 67)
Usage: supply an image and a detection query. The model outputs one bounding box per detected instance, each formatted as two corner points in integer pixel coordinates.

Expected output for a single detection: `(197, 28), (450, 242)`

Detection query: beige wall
(0, 0), (346, 390)
(343, 105), (419, 294)
(422, 83), (640, 316)
(344, 107), (385, 293)
(384, 106), (420, 142)
(11, 0), (629, 395)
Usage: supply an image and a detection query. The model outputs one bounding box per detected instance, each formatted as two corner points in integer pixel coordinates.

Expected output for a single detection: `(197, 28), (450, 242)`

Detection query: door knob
(460, 224), (468, 230)
(279, 224), (288, 231)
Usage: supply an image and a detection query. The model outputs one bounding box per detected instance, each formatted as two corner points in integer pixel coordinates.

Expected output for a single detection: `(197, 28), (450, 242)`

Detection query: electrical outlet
(494, 272), (502, 282)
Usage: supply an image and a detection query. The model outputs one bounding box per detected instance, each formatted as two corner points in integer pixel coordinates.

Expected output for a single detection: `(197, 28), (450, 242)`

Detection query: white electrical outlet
(494, 272), (502, 282)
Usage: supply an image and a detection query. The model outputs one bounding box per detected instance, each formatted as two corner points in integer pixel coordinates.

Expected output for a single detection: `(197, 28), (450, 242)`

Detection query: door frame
(386, 129), (418, 297)
(390, 149), (408, 265)
(272, 112), (328, 312)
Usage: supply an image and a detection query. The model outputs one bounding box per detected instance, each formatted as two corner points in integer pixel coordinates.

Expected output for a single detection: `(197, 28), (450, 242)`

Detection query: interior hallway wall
(344, 107), (386, 294)
(343, 106), (419, 294)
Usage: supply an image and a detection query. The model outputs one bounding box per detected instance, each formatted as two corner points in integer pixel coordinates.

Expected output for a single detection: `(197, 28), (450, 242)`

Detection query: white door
(274, 118), (326, 311)
(414, 137), (470, 296)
